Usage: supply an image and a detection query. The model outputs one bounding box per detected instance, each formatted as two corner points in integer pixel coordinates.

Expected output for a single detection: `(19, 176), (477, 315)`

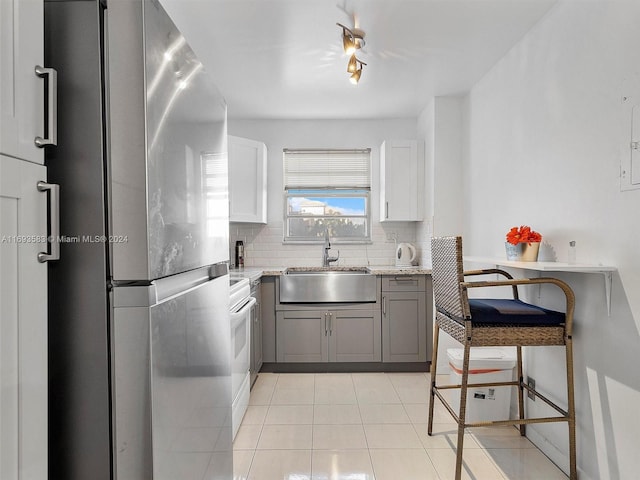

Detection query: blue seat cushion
(468, 298), (565, 326)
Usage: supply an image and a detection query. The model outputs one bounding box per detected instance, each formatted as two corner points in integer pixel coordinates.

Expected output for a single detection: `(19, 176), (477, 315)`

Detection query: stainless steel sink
(280, 267), (377, 303)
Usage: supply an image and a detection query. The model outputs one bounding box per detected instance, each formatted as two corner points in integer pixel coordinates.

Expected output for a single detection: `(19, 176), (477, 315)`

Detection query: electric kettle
(396, 242), (417, 267)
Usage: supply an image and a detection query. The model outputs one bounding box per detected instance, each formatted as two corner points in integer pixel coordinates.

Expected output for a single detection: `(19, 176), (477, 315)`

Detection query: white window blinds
(283, 149), (371, 189)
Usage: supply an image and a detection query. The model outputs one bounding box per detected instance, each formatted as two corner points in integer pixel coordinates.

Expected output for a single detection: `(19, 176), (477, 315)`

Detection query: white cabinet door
(0, 155), (48, 479)
(0, 0), (45, 164)
(380, 140), (422, 221)
(228, 135), (267, 223)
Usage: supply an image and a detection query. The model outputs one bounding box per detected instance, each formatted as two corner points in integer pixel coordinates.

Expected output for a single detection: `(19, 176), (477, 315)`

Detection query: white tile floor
(233, 372), (569, 480)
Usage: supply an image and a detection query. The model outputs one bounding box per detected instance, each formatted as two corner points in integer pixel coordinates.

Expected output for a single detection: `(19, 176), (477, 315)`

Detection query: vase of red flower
(505, 226), (542, 262)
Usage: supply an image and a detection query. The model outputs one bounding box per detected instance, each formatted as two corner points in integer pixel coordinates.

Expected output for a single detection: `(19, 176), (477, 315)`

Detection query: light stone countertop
(230, 265), (432, 278)
(367, 266), (432, 275)
(229, 267), (264, 282)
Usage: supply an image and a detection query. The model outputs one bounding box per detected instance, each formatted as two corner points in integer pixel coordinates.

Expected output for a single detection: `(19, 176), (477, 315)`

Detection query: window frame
(282, 149), (372, 244)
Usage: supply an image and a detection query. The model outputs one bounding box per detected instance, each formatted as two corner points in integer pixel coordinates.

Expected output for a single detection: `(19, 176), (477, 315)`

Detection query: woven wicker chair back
(430, 236), (469, 321)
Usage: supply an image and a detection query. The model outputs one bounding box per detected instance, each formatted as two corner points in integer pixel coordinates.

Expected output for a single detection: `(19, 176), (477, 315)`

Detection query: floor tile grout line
(250, 374), (274, 461)
(239, 372), (567, 479)
(409, 420), (445, 475)
(352, 376), (390, 480)
(311, 375), (316, 453)
(476, 447), (512, 480)
(352, 373), (381, 480)
(242, 448), (257, 480)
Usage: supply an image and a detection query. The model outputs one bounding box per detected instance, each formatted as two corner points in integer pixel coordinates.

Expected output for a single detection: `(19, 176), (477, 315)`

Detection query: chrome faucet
(322, 229), (339, 267)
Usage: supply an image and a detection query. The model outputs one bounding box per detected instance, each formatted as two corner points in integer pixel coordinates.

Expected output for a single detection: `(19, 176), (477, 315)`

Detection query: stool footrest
(431, 386), (571, 428)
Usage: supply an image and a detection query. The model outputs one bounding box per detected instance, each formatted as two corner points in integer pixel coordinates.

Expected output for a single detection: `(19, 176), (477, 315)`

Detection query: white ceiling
(159, 0), (557, 120)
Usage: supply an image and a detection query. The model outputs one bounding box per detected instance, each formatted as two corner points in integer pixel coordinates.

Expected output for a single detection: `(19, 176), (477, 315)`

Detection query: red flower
(506, 225), (542, 245)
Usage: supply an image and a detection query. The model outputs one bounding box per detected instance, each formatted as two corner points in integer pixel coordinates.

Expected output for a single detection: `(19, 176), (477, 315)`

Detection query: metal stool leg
(455, 339), (472, 480)
(428, 324), (441, 435)
(566, 338), (577, 480)
(517, 346), (526, 436)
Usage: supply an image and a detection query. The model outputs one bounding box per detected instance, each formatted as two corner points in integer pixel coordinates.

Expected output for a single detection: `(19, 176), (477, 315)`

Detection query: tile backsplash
(229, 222), (419, 268)
(415, 218), (433, 267)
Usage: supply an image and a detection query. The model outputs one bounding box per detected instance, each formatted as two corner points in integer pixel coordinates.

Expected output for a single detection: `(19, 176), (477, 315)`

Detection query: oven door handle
(230, 297), (256, 329)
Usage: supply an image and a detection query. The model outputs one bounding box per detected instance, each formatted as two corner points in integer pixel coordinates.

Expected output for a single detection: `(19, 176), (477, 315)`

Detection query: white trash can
(447, 348), (517, 423)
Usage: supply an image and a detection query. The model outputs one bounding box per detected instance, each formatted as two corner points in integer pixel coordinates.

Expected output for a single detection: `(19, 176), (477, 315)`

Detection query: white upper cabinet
(228, 135), (267, 223)
(0, 0), (48, 164)
(380, 140), (422, 222)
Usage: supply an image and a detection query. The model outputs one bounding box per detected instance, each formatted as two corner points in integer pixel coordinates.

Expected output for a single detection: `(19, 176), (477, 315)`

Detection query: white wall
(227, 118), (420, 267)
(462, 2), (640, 479)
(416, 96), (465, 261)
(416, 100), (435, 267)
(417, 97), (465, 372)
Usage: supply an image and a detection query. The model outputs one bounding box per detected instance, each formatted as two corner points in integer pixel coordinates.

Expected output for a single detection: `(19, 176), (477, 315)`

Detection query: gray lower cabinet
(381, 276), (427, 362)
(250, 280), (263, 387)
(276, 310), (327, 362)
(332, 309), (382, 362)
(261, 277), (277, 363)
(276, 309), (381, 363)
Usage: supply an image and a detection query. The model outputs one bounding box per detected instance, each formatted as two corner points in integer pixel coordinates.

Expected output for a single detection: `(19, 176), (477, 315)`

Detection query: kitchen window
(283, 149), (371, 243)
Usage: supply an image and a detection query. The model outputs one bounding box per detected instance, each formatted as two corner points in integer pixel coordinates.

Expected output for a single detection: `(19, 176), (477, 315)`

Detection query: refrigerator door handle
(37, 181), (60, 262)
(34, 66), (58, 147)
(209, 262), (229, 280)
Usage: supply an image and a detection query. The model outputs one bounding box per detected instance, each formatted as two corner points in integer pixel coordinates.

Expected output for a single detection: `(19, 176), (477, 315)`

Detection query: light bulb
(343, 34), (355, 54)
(350, 69), (361, 85)
(347, 54), (358, 73)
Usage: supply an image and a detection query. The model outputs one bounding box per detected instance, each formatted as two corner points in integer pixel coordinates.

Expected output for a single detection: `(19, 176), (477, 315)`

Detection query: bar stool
(428, 236), (577, 480)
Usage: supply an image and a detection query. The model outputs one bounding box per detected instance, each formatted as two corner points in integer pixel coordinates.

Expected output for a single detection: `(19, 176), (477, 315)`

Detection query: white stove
(228, 277), (255, 440)
(230, 277), (250, 309)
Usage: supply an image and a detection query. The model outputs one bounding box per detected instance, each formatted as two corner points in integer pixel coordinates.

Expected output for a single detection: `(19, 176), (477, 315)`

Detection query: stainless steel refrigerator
(44, 1), (233, 479)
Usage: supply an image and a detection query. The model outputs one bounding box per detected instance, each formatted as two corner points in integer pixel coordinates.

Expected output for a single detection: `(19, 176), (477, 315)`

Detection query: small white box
(447, 348), (516, 423)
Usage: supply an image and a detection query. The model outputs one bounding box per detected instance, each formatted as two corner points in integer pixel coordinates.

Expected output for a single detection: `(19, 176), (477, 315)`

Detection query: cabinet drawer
(381, 275), (425, 292)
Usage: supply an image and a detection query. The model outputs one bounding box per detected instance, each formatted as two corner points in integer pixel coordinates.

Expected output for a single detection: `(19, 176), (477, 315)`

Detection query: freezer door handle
(34, 66), (58, 147)
(37, 181), (60, 262)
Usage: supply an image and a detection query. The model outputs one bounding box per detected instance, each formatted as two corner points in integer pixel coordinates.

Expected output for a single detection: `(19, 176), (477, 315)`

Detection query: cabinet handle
(385, 201), (389, 219)
(382, 296), (386, 315)
(34, 66), (58, 147)
(328, 312), (332, 336)
(324, 313), (328, 336)
(37, 181), (60, 262)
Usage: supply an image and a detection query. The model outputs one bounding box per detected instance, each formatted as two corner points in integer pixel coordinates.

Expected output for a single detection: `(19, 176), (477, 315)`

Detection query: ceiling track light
(337, 22), (368, 85)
